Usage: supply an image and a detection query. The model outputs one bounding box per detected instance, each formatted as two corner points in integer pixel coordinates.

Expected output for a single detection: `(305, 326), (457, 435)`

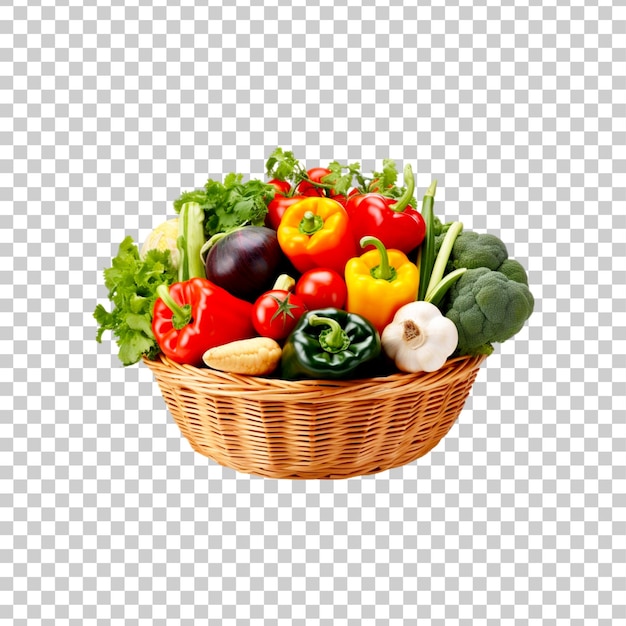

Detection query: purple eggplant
(204, 226), (285, 302)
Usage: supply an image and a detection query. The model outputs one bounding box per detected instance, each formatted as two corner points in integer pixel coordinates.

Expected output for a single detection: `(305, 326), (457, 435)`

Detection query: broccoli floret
(443, 267), (534, 356)
(434, 229), (530, 283)
(447, 230), (508, 271)
(497, 258), (529, 285)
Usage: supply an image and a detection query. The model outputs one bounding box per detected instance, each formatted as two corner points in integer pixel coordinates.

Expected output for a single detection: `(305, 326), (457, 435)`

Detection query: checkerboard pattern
(3, 1), (625, 624)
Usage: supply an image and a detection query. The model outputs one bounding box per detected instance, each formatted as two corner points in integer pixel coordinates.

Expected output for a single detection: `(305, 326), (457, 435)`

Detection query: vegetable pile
(94, 148), (534, 379)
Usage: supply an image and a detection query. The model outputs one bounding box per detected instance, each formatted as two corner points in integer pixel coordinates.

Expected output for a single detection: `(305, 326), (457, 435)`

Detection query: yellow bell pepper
(345, 236), (420, 333)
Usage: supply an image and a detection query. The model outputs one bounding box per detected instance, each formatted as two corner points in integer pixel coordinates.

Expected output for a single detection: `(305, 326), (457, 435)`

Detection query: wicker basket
(143, 353), (486, 479)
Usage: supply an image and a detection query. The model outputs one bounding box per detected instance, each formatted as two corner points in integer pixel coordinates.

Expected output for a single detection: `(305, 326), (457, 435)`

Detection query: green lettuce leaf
(94, 236), (177, 366)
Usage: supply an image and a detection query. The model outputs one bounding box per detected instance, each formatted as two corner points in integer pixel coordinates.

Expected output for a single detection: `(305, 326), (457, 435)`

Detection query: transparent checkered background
(2, 1), (625, 624)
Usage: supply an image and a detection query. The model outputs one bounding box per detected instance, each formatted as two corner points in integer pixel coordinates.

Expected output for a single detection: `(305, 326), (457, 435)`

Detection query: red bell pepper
(345, 164), (426, 255)
(152, 278), (255, 366)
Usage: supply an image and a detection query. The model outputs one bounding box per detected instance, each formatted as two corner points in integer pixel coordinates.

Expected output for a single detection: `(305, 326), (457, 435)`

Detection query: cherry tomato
(295, 268), (348, 310)
(267, 178), (292, 195)
(296, 167), (332, 197)
(330, 193), (348, 207)
(252, 289), (307, 341)
(266, 195), (305, 231)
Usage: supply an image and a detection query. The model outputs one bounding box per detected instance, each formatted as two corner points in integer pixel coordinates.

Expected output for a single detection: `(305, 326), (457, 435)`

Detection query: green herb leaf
(369, 159), (403, 197)
(265, 147), (301, 181)
(172, 189), (209, 214)
(172, 174), (275, 238)
(379, 159), (399, 190)
(324, 161), (362, 196)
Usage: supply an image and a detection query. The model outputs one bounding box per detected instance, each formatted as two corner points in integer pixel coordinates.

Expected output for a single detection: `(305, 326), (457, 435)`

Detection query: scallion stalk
(425, 267), (467, 306)
(424, 221), (463, 299)
(417, 180), (437, 301)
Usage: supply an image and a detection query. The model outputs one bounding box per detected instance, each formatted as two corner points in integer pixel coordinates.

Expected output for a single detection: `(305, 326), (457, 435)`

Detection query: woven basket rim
(142, 352), (487, 399)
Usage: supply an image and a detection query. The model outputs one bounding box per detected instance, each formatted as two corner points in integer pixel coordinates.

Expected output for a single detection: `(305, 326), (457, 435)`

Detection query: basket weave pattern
(144, 353), (486, 479)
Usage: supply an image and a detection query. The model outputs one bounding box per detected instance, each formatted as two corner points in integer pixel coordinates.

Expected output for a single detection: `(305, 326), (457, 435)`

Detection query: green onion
(417, 180), (437, 301)
(425, 221), (463, 299)
(425, 267), (467, 306)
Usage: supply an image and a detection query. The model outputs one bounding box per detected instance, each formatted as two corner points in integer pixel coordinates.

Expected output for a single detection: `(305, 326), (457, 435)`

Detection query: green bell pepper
(280, 307), (381, 380)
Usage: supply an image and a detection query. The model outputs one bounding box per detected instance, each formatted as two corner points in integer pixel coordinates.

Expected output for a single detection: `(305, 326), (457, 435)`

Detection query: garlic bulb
(381, 301), (458, 373)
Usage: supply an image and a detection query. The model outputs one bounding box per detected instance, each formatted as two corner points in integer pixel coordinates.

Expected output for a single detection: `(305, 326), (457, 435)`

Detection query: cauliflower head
(444, 267), (534, 356)
(140, 218), (180, 269)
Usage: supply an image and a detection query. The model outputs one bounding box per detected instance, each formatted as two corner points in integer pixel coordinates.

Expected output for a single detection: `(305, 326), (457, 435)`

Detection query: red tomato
(252, 289), (307, 341)
(266, 195), (305, 231)
(296, 167), (332, 197)
(330, 193), (348, 207)
(267, 178), (292, 195)
(295, 268), (348, 310)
